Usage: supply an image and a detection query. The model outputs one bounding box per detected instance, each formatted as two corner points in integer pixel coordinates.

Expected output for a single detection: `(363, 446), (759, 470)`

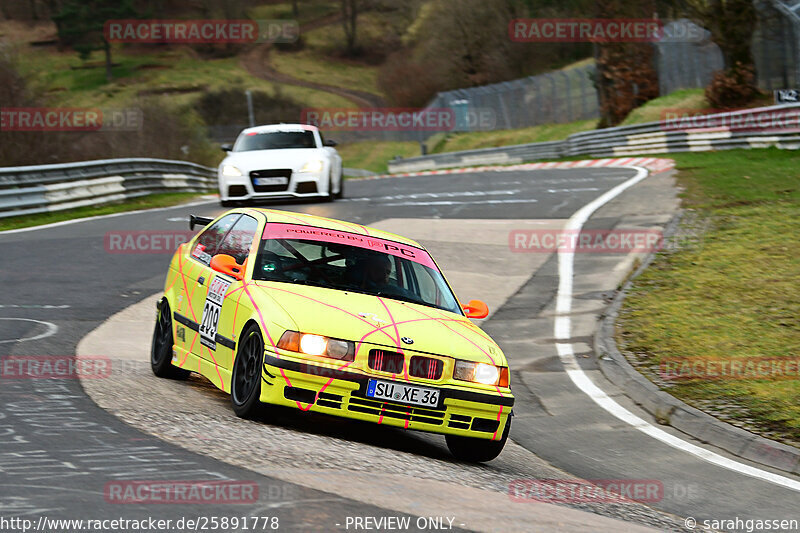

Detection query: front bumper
(219, 170), (326, 201)
(260, 352), (513, 441)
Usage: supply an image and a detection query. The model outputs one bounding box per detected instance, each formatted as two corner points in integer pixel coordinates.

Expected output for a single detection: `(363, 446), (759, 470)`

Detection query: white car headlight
(276, 331), (355, 361)
(300, 160), (324, 173)
(299, 334), (327, 356)
(222, 165), (242, 177)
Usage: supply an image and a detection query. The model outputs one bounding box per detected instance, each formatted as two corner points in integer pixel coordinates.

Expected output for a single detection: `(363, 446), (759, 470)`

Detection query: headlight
(299, 334), (327, 356)
(277, 331), (355, 361)
(300, 160), (324, 173)
(221, 164), (242, 177)
(453, 360), (509, 386)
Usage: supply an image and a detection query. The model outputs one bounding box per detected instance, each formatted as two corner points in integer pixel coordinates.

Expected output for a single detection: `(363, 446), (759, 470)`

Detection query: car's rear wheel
(231, 324), (265, 418)
(151, 299), (190, 380)
(445, 415), (511, 463)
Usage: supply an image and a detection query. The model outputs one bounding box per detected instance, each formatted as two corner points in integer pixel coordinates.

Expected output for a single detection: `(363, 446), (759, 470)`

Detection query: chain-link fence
(754, 0), (800, 91)
(424, 64), (599, 132)
(423, 19), (727, 134)
(417, 8), (798, 134)
(654, 19), (724, 95)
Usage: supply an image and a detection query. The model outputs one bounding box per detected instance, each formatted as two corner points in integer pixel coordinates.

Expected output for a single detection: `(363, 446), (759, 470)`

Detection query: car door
(206, 213), (261, 371)
(178, 213), (240, 357)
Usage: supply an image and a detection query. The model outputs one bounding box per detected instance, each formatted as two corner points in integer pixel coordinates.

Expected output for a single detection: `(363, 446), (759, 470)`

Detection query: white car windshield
(234, 131), (316, 151)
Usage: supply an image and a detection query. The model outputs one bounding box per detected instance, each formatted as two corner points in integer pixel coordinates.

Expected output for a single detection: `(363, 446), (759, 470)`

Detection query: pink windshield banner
(262, 223), (436, 269)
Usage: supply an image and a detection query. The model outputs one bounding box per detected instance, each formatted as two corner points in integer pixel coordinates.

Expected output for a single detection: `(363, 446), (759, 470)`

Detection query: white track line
(0, 318), (58, 344)
(555, 166), (800, 492)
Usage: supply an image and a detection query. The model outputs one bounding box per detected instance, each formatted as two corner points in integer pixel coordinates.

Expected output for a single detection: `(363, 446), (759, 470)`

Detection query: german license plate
(366, 379), (440, 408)
(254, 176), (288, 186)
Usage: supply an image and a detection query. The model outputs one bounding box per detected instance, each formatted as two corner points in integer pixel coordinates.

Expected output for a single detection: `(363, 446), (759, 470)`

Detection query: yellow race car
(151, 208), (513, 462)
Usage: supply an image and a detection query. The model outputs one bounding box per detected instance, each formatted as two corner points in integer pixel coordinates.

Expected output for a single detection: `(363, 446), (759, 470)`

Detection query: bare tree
(688, 0), (759, 107)
(53, 0), (137, 82)
(414, 0), (516, 88)
(341, 0), (359, 55)
(689, 0), (756, 70)
(593, 0), (659, 127)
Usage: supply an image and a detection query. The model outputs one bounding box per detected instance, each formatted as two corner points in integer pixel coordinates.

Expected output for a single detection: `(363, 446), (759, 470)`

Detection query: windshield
(234, 131), (316, 151)
(253, 225), (462, 315)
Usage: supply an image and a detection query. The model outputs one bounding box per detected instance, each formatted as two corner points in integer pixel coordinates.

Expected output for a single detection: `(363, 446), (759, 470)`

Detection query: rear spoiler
(189, 214), (213, 231)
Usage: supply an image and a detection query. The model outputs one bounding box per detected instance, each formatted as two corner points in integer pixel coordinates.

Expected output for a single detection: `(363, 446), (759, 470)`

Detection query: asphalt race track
(1, 167), (798, 532)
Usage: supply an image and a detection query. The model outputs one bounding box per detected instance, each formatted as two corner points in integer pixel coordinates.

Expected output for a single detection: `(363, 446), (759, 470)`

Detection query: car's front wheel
(335, 173), (344, 199)
(231, 324), (265, 418)
(445, 416), (511, 463)
(324, 173), (335, 202)
(151, 299), (190, 380)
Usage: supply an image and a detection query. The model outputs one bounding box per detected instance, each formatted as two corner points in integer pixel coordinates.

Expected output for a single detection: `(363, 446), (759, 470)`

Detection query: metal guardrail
(388, 104), (800, 173)
(0, 158), (217, 219)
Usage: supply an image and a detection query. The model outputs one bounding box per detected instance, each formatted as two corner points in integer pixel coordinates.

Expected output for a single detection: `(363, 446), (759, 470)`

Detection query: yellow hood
(252, 281), (506, 366)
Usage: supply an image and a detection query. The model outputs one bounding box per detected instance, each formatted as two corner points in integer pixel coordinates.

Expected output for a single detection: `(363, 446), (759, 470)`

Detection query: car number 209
(367, 379), (440, 408)
(199, 276), (233, 350)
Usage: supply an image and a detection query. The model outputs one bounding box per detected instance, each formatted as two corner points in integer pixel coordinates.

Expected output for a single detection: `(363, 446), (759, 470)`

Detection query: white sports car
(218, 124), (344, 205)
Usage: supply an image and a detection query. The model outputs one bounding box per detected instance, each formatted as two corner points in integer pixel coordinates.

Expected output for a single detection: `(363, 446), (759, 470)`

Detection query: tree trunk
(292, 0), (299, 17)
(705, 0), (756, 69)
(593, 0), (659, 127)
(690, 0), (759, 106)
(341, 0), (358, 55)
(104, 40), (113, 82)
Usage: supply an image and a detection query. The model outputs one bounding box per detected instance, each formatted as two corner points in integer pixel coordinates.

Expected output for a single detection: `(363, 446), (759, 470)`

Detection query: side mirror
(210, 254), (246, 281)
(221, 144), (232, 152)
(462, 299), (489, 319)
(323, 139), (337, 147)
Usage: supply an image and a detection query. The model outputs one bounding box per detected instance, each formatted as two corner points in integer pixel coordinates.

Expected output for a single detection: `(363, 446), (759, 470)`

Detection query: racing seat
(344, 259), (366, 287)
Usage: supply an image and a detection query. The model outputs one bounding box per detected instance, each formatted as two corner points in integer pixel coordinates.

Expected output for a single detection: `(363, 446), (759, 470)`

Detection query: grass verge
(617, 148), (800, 446)
(0, 192), (209, 232)
(430, 120), (598, 154)
(337, 141), (421, 174)
(14, 45), (352, 110)
(270, 48), (382, 97)
(248, 0), (339, 25)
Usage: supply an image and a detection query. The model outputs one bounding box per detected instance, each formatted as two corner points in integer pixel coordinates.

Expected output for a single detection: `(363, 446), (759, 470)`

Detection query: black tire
(324, 174), (335, 202)
(445, 416), (511, 463)
(335, 174), (344, 199)
(151, 299), (191, 380)
(231, 324), (265, 418)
